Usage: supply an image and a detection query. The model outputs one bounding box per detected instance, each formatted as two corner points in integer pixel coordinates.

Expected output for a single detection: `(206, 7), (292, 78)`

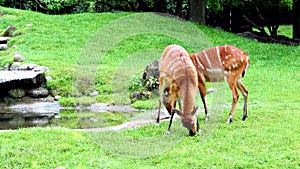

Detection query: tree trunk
(293, 0), (300, 39)
(188, 0), (206, 24)
(154, 0), (166, 12)
(175, 0), (184, 16)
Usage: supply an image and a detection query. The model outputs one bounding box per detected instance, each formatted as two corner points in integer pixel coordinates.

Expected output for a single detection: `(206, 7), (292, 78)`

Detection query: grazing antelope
(189, 45), (250, 123)
(156, 44), (199, 136)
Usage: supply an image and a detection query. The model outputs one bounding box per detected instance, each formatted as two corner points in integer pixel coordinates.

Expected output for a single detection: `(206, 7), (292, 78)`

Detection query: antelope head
(175, 107), (199, 136)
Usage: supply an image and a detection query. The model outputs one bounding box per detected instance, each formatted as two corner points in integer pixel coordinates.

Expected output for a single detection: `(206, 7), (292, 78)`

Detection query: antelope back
(190, 45), (250, 82)
(159, 45), (198, 110)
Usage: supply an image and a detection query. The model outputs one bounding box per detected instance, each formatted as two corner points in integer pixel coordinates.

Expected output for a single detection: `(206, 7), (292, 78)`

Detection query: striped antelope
(156, 44), (199, 136)
(189, 45), (250, 123)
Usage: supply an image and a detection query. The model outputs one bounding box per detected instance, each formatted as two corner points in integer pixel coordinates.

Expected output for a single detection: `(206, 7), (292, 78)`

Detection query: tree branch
(243, 15), (268, 36)
(34, 0), (47, 10)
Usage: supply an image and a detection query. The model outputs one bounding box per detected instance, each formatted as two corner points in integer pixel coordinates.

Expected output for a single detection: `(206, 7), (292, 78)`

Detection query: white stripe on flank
(165, 56), (181, 71)
(173, 73), (188, 81)
(165, 47), (180, 59)
(244, 56), (250, 75)
(203, 50), (212, 68)
(216, 46), (222, 67)
(195, 54), (204, 70)
(206, 68), (222, 74)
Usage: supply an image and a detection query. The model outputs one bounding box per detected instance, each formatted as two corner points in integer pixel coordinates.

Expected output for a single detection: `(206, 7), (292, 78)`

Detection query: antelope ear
(191, 107), (198, 115)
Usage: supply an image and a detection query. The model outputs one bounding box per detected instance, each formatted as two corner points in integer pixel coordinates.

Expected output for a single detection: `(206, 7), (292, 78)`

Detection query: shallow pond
(48, 110), (140, 129)
(0, 103), (163, 130)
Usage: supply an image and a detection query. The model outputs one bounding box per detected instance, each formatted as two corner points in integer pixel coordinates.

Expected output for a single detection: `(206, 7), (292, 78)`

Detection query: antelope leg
(198, 81), (210, 121)
(237, 79), (248, 121)
(156, 99), (162, 125)
(166, 108), (176, 135)
(226, 77), (239, 123)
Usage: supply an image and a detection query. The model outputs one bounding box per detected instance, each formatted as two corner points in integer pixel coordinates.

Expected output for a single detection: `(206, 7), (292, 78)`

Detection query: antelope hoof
(242, 115), (248, 121)
(165, 130), (170, 135)
(227, 118), (233, 123)
(205, 114), (210, 122)
(155, 122), (160, 126)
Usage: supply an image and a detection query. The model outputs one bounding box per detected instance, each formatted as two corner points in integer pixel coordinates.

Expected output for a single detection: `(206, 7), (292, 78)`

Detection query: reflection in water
(49, 110), (141, 129)
(0, 103), (151, 130)
(0, 102), (59, 129)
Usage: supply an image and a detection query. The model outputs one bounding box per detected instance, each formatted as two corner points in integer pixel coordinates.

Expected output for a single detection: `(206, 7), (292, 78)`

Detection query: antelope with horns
(156, 44), (199, 136)
(189, 45), (250, 123)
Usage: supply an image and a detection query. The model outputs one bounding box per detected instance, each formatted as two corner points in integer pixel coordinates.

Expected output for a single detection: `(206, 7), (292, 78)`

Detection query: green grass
(0, 7), (300, 169)
(0, 7), (129, 99)
(277, 25), (293, 38)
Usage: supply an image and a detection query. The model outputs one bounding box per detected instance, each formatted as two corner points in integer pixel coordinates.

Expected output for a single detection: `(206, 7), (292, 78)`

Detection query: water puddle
(0, 102), (168, 130)
(49, 110), (142, 129)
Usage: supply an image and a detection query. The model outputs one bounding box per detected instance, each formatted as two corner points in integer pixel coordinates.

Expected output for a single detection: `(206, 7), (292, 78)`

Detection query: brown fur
(189, 45), (250, 123)
(156, 44), (199, 136)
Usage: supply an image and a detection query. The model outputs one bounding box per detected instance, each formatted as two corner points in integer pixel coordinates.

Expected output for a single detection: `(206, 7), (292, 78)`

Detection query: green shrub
(128, 71), (145, 92)
(58, 97), (75, 107)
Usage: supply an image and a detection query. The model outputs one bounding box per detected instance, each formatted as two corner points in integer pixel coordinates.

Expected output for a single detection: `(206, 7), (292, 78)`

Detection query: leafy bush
(1, 0), (154, 14)
(58, 97), (75, 107)
(128, 71), (145, 92)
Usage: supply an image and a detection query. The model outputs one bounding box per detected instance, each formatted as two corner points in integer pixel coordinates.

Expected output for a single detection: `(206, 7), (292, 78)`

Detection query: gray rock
(14, 52), (25, 62)
(30, 95), (55, 102)
(0, 71), (46, 90)
(7, 102), (60, 115)
(26, 23), (33, 27)
(130, 91), (152, 103)
(0, 37), (9, 51)
(8, 88), (25, 98)
(142, 59), (160, 91)
(0, 44), (8, 50)
(1, 96), (55, 104)
(4, 63), (9, 71)
(89, 90), (99, 96)
(33, 66), (50, 72)
(9, 62), (21, 71)
(46, 76), (53, 81)
(54, 95), (61, 101)
(19, 63), (38, 70)
(27, 87), (49, 98)
(90, 103), (139, 113)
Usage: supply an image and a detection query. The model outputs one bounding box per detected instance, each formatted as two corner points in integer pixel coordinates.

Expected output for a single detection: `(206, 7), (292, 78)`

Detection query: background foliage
(0, 0), (295, 36)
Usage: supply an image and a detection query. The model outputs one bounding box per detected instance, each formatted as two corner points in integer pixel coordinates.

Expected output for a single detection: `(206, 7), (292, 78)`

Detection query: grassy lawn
(0, 7), (300, 168)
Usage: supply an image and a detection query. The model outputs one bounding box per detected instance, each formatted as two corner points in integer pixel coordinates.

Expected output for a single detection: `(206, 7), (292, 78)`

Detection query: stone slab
(0, 71), (46, 90)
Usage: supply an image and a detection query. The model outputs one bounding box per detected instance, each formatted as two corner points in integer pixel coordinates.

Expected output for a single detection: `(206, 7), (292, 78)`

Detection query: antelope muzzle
(182, 121), (197, 136)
